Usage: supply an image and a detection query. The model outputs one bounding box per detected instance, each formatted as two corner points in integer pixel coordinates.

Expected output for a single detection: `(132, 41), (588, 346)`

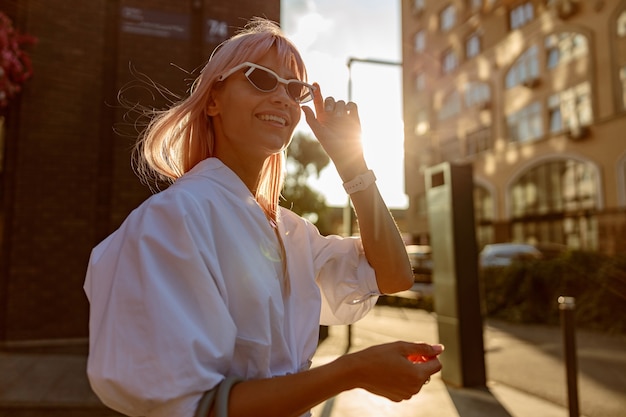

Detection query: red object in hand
(408, 354), (436, 363)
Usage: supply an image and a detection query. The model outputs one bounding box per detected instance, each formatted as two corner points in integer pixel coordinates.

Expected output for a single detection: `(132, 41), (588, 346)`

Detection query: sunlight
(282, 0), (407, 208)
(296, 61), (407, 208)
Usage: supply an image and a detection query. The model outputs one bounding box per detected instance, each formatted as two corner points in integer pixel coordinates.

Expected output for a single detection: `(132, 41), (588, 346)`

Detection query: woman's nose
(271, 82), (296, 105)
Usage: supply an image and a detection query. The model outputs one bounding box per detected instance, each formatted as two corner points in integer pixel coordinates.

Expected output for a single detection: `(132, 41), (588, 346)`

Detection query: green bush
(480, 251), (626, 334)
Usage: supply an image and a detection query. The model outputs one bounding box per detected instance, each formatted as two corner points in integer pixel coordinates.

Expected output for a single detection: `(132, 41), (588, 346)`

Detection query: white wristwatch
(342, 170), (377, 194)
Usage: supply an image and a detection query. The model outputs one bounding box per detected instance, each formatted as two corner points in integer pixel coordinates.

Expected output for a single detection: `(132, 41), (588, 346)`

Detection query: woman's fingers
(345, 341), (443, 401)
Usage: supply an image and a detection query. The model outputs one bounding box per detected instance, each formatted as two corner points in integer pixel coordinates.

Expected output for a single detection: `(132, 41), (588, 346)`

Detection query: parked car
(479, 243), (543, 268)
(406, 244), (433, 283)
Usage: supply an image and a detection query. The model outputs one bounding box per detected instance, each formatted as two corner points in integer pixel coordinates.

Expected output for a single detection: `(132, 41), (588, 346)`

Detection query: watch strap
(342, 170), (377, 194)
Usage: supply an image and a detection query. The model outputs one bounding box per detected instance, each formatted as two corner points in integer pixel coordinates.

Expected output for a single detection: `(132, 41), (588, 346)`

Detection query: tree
(280, 132), (333, 234)
(0, 11), (37, 108)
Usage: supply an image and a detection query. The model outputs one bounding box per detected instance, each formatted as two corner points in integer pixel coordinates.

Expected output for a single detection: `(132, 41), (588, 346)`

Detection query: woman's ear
(206, 91), (220, 116)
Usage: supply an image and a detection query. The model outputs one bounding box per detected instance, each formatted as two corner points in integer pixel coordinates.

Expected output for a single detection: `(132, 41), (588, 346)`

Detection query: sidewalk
(1, 303), (625, 416)
(310, 306), (573, 417)
(310, 304), (626, 417)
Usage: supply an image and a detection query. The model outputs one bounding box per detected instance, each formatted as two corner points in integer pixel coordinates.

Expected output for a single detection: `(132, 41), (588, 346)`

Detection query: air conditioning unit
(522, 77), (541, 88)
(566, 125), (590, 141)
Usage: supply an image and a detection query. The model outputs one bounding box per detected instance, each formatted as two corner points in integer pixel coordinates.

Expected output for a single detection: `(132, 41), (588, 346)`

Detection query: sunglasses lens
(245, 65), (314, 103)
(247, 67), (278, 91)
(288, 82), (313, 104)
(287, 82), (308, 103)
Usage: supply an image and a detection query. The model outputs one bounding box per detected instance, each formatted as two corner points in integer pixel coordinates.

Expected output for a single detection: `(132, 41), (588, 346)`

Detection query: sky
(280, 0), (407, 208)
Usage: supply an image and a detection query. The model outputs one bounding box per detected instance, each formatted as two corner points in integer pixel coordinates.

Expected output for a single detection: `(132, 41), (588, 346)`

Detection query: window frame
(413, 0), (426, 15)
(466, 126), (493, 156)
(439, 90), (462, 120)
(440, 4), (457, 32)
(414, 30), (426, 53)
(464, 82), (491, 108)
(505, 45), (540, 89)
(466, 31), (481, 59)
(510, 2), (534, 30)
(507, 101), (544, 143)
(442, 48), (459, 74)
(548, 82), (593, 134)
(545, 32), (588, 69)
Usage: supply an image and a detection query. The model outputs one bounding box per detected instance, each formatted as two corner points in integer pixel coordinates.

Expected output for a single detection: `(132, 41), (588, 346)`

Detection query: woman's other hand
(339, 341), (444, 402)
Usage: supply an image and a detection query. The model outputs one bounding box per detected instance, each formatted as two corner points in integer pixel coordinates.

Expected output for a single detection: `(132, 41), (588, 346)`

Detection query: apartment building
(401, 0), (626, 254)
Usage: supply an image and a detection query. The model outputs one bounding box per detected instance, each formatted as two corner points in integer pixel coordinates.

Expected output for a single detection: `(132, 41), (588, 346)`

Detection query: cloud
(286, 12), (333, 52)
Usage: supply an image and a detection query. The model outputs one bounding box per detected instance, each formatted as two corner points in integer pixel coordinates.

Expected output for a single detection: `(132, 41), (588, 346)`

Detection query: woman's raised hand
(301, 83), (366, 176)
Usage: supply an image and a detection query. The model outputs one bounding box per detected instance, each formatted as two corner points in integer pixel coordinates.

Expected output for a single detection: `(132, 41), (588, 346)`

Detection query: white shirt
(84, 158), (380, 417)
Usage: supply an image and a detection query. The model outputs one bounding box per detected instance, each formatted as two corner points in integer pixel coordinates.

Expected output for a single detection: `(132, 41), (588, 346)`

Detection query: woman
(84, 18), (442, 417)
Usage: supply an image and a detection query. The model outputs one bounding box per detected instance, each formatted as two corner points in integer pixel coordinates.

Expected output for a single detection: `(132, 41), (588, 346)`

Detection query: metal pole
(343, 57), (403, 353)
(559, 296), (579, 417)
(345, 59), (354, 352)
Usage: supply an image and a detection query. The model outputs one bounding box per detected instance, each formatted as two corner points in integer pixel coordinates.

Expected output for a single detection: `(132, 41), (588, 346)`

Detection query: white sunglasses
(217, 62), (316, 104)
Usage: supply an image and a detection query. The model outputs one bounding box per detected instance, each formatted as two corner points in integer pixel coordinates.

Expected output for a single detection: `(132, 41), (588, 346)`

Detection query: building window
(464, 82), (491, 107)
(545, 32), (588, 68)
(415, 72), (426, 92)
(415, 109), (430, 136)
(507, 101), (543, 143)
(510, 2), (534, 30)
(440, 4), (457, 32)
(442, 48), (459, 74)
(439, 91), (461, 120)
(413, 0), (426, 15)
(414, 30), (425, 52)
(618, 11), (626, 36)
(466, 32), (481, 59)
(509, 159), (598, 249)
(466, 126), (493, 155)
(505, 45), (539, 88)
(548, 82), (593, 134)
(621, 66), (626, 109)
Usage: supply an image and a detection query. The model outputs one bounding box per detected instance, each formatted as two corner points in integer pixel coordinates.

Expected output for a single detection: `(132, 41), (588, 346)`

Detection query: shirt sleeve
(315, 235), (381, 325)
(282, 211), (381, 326)
(84, 190), (234, 417)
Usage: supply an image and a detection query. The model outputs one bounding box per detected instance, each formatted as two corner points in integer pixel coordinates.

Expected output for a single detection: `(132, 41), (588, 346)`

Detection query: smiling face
(208, 48), (303, 173)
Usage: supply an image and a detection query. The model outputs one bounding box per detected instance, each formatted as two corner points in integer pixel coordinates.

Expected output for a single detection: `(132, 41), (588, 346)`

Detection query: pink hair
(133, 18), (308, 222)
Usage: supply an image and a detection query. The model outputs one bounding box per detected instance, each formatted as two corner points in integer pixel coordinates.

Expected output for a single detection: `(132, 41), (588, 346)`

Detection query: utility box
(425, 162), (486, 388)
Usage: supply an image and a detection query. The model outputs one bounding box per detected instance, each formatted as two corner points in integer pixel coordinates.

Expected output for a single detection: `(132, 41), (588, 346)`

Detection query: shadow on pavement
(446, 385), (512, 417)
(486, 318), (626, 391)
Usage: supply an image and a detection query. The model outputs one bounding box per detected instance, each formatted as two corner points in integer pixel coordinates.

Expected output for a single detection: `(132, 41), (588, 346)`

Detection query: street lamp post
(344, 57), (402, 351)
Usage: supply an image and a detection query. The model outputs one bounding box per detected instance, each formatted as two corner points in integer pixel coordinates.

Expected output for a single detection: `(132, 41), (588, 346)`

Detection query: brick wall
(0, 0), (280, 341)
